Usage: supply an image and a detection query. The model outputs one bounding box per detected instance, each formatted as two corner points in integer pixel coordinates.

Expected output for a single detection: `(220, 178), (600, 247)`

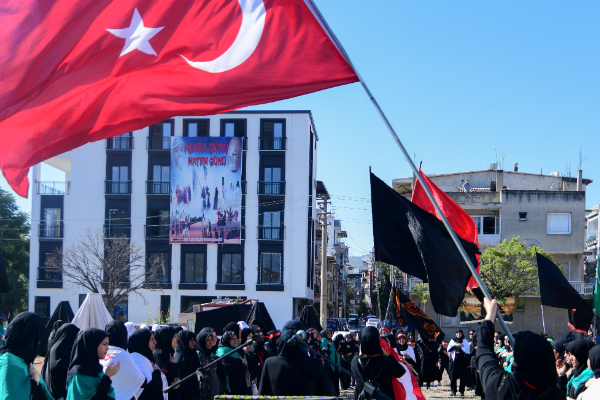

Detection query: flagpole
(541, 304), (546, 333)
(307, 0), (515, 345)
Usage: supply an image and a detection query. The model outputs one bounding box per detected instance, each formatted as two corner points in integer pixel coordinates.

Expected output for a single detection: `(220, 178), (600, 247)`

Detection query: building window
(220, 119), (246, 138)
(260, 120), (286, 150)
(259, 252), (282, 284)
(182, 252), (206, 283)
(160, 295), (171, 316)
(149, 120), (174, 149)
(107, 208), (129, 238)
(180, 296), (213, 314)
(42, 208), (62, 238)
(34, 297), (51, 322)
(39, 252), (62, 281)
(109, 165), (130, 194)
(107, 133), (133, 150)
(260, 167), (283, 195)
(148, 252), (171, 283)
(471, 216), (499, 235)
(109, 296), (128, 321)
(149, 165), (170, 194)
(548, 213), (571, 234)
(183, 119), (209, 137)
(261, 211), (282, 240)
(220, 250), (243, 284)
(519, 212), (527, 221)
(441, 314), (461, 327)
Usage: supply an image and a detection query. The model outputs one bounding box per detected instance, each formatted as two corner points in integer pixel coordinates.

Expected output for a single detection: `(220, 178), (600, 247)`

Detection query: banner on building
(170, 136), (243, 244)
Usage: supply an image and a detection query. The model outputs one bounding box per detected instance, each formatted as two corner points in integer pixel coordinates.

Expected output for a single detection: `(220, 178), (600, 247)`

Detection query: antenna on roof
(578, 148), (589, 171)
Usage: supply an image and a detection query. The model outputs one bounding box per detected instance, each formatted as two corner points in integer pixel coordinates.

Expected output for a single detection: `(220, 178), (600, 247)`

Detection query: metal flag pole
(307, 0), (514, 345)
(541, 304), (547, 333)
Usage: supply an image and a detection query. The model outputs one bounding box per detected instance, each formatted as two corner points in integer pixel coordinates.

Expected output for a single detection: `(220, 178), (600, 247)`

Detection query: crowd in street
(1, 300), (600, 400)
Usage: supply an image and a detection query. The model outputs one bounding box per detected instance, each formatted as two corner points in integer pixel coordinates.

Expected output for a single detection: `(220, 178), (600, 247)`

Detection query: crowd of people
(1, 304), (600, 400)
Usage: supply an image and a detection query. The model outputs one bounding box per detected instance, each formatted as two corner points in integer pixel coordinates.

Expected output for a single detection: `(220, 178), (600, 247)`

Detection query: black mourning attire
(128, 329), (164, 400)
(564, 339), (594, 399)
(153, 326), (180, 400)
(219, 331), (248, 395)
(174, 330), (201, 400)
(259, 320), (335, 396)
(41, 323), (80, 400)
(195, 328), (221, 400)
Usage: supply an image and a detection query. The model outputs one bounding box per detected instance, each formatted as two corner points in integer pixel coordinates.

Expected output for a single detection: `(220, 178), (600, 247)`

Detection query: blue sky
(2, 0), (598, 257)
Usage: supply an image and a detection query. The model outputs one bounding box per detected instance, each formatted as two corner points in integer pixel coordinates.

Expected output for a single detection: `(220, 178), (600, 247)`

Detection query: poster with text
(170, 136), (243, 244)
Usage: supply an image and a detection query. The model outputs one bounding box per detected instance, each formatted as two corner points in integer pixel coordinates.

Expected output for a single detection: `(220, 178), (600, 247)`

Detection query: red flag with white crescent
(380, 338), (425, 400)
(0, 0), (358, 197)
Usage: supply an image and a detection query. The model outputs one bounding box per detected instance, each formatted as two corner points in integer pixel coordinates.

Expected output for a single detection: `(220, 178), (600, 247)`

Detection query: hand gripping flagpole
(307, 0), (514, 345)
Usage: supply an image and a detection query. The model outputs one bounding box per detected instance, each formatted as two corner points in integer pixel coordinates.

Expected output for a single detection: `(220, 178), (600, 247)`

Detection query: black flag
(0, 250), (11, 294)
(370, 172), (479, 317)
(536, 252), (593, 333)
(393, 286), (444, 351)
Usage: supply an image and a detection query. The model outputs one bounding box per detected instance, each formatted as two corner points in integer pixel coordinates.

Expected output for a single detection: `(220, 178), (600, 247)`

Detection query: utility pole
(376, 260), (382, 319)
(319, 201), (328, 329)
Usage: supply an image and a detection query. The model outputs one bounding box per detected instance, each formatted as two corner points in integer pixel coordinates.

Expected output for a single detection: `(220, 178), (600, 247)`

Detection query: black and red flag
(536, 252), (593, 333)
(370, 172), (479, 316)
(392, 286), (444, 351)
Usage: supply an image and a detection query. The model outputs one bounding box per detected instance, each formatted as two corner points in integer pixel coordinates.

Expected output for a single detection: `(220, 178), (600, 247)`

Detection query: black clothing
(175, 330), (201, 400)
(590, 345), (600, 379)
(0, 311), (45, 364)
(89, 374), (114, 400)
(223, 322), (238, 335)
(418, 341), (438, 384)
(476, 320), (563, 400)
(138, 369), (165, 400)
(351, 355), (405, 400)
(197, 345), (221, 400)
(449, 337), (468, 395)
(128, 328), (155, 362)
(360, 327), (383, 356)
(105, 320), (128, 350)
(564, 339), (594, 399)
(259, 320), (334, 396)
(153, 326), (180, 400)
(41, 323), (80, 400)
(551, 337), (567, 359)
(219, 331), (249, 395)
(66, 328), (108, 382)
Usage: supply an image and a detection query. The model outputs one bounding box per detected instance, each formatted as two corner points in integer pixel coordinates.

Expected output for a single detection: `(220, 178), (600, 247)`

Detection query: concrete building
(29, 111), (319, 328)
(392, 166), (593, 336)
(585, 204), (599, 290)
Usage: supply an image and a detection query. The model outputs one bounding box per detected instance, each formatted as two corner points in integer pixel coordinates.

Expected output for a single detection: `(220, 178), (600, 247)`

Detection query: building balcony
(257, 226), (285, 240)
(36, 181), (70, 195)
(569, 280), (594, 296)
(145, 224), (170, 239)
(257, 181), (285, 195)
(586, 234), (598, 251)
(106, 136), (133, 150)
(446, 191), (501, 205)
(37, 266), (62, 288)
(146, 181), (170, 195)
(103, 224), (131, 238)
(105, 180), (132, 194)
(146, 136), (171, 150)
(259, 136), (286, 150)
(39, 222), (63, 239)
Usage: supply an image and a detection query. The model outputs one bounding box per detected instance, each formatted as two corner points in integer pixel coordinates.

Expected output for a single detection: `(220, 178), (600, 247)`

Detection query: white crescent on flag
(181, 0), (266, 73)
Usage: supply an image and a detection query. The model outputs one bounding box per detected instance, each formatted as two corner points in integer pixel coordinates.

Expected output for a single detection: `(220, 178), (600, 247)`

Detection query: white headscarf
(237, 321), (249, 330)
(125, 322), (135, 338)
(152, 324), (160, 332)
(139, 324), (149, 330)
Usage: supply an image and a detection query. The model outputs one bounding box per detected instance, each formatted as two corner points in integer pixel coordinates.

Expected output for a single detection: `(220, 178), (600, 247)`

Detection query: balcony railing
(257, 181), (285, 195)
(103, 224), (131, 238)
(259, 136), (286, 150)
(39, 222), (63, 239)
(257, 226), (285, 240)
(38, 266), (62, 281)
(106, 136), (133, 150)
(147, 136), (171, 150)
(36, 181), (70, 195)
(569, 280), (594, 296)
(146, 181), (170, 195)
(105, 180), (132, 194)
(145, 224), (170, 239)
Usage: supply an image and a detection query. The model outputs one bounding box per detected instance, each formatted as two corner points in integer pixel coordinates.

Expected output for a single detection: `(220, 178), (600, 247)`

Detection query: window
(150, 165), (170, 194)
(183, 119), (209, 137)
(220, 119), (246, 138)
(180, 296), (213, 314)
(107, 208), (129, 237)
(441, 314), (461, 326)
(160, 295), (170, 316)
(34, 297), (51, 323)
(260, 252), (282, 284)
(471, 216), (499, 235)
(260, 120), (286, 150)
(148, 252), (171, 283)
(108, 133), (132, 149)
(39, 252), (61, 281)
(109, 296), (128, 321)
(262, 211), (282, 239)
(182, 252), (206, 283)
(43, 208), (61, 238)
(261, 167), (283, 194)
(224, 122), (235, 137)
(519, 212), (527, 221)
(548, 213), (571, 234)
(220, 251), (243, 284)
(150, 120), (174, 149)
(110, 166), (129, 193)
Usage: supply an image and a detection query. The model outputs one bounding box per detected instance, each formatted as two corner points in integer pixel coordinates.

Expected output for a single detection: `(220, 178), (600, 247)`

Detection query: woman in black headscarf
(579, 345), (600, 399)
(153, 326), (180, 400)
(240, 327), (258, 391)
(0, 311), (54, 400)
(46, 320), (65, 352)
(41, 323), (80, 400)
(476, 298), (563, 400)
(259, 320), (334, 396)
(564, 339), (594, 399)
(264, 330), (281, 358)
(195, 327), (221, 400)
(448, 329), (470, 396)
(250, 325), (268, 378)
(351, 326), (405, 400)
(66, 328), (121, 400)
(215, 331), (249, 395)
(128, 329), (165, 400)
(174, 330), (201, 400)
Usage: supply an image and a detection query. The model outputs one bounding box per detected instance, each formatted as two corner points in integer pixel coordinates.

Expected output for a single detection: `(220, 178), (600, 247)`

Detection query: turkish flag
(411, 168), (480, 288)
(0, 0), (358, 197)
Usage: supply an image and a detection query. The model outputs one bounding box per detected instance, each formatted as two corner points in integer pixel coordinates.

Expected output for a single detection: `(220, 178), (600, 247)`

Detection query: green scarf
(214, 346), (247, 393)
(0, 352), (53, 400)
(320, 337), (340, 372)
(67, 371), (116, 400)
(567, 368), (594, 392)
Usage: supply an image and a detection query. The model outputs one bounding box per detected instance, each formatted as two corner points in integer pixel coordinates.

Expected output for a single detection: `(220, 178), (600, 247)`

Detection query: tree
(412, 282), (430, 305)
(479, 237), (553, 302)
(0, 188), (30, 315)
(370, 262), (401, 318)
(46, 229), (164, 313)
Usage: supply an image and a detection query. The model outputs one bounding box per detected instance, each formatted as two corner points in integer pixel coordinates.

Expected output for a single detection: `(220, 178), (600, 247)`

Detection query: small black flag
(370, 172), (479, 317)
(393, 287), (444, 351)
(536, 252), (593, 333)
(0, 250), (11, 294)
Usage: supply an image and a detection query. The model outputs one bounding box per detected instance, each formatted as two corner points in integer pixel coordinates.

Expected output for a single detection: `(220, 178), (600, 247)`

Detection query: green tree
(358, 299), (369, 315)
(0, 188), (30, 315)
(412, 282), (430, 305)
(479, 237), (553, 301)
(369, 262), (401, 318)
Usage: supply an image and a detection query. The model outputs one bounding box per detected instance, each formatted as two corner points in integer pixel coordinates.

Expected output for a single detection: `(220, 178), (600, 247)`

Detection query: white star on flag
(107, 8), (164, 57)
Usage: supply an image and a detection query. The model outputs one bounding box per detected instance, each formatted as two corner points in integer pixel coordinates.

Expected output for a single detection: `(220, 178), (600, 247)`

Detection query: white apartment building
(29, 111), (319, 328)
